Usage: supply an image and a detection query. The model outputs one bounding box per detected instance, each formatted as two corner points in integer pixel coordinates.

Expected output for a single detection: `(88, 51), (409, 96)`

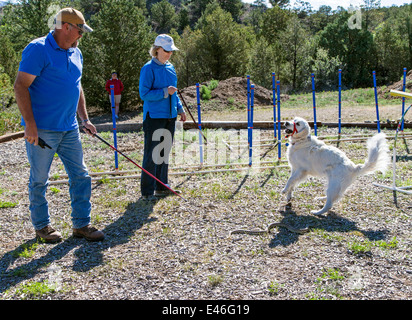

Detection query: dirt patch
(379, 69), (412, 99)
(179, 77), (289, 108)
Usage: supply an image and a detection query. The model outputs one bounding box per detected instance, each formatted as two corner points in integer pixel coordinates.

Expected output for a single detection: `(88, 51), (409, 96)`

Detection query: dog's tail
(356, 133), (390, 176)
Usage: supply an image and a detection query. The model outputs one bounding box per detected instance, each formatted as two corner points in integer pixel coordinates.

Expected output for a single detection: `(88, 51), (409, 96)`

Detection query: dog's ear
(295, 120), (305, 129)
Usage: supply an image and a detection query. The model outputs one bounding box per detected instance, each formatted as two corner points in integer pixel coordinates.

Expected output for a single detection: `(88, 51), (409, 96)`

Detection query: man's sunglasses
(64, 22), (84, 35)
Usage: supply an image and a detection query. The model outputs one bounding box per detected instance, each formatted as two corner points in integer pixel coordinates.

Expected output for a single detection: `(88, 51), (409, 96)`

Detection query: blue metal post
(110, 85), (118, 169)
(196, 83), (203, 166)
(311, 73), (318, 136)
(401, 67), (407, 132)
(276, 80), (281, 160)
(338, 69), (342, 136)
(247, 76), (251, 165)
(272, 72), (277, 140)
(249, 84), (254, 167)
(373, 71), (381, 133)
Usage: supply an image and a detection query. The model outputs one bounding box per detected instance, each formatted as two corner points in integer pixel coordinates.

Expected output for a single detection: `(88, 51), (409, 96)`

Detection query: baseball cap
(54, 7), (93, 33)
(154, 34), (178, 51)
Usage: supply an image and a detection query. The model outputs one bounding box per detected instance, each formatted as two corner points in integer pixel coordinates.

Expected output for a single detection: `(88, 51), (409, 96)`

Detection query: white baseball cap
(154, 34), (178, 51)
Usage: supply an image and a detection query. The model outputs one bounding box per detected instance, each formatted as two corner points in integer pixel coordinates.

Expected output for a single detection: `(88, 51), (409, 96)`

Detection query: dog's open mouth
(285, 129), (293, 134)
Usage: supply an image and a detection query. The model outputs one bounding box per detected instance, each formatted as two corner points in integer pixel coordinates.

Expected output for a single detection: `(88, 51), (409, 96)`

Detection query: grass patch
(207, 274), (223, 287)
(15, 280), (56, 299)
(348, 236), (398, 255)
(282, 87), (392, 109)
(11, 242), (40, 259)
(0, 200), (18, 208)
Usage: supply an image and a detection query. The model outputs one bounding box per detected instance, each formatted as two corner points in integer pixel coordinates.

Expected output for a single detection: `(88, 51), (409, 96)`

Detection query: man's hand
(82, 121), (97, 136)
(14, 71), (38, 145)
(24, 123), (39, 146)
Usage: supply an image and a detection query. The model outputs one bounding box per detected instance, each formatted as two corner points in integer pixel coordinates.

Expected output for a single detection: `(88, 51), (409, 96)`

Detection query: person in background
(105, 72), (124, 119)
(13, 7), (104, 243)
(139, 34), (186, 200)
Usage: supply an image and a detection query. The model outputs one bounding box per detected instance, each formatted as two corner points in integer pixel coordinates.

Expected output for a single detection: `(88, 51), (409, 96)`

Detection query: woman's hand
(167, 86), (177, 95)
(179, 113), (187, 122)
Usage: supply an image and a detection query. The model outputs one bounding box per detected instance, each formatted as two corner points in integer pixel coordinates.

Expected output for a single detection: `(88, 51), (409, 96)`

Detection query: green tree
(0, 28), (19, 81)
(305, 47), (342, 91)
(292, 0), (313, 19)
(247, 37), (277, 89)
(361, 0), (382, 31)
(80, 0), (154, 110)
(318, 11), (376, 88)
(188, 0), (213, 27)
(151, 0), (178, 33)
(171, 27), (205, 87)
(399, 4), (412, 70)
(177, 6), (190, 32)
(280, 15), (311, 91)
(268, 0), (289, 8)
(374, 21), (408, 84)
(0, 65), (15, 109)
(195, 3), (252, 81)
(261, 5), (291, 45)
(306, 5), (333, 34)
(243, 1), (267, 35)
(216, 0), (243, 22)
(0, 0), (61, 52)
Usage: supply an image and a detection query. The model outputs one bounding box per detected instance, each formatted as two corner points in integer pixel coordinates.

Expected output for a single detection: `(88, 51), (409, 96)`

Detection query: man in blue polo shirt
(14, 7), (104, 242)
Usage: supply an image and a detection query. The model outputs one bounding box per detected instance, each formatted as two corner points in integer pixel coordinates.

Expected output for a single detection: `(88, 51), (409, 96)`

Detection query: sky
(243, 0), (411, 10)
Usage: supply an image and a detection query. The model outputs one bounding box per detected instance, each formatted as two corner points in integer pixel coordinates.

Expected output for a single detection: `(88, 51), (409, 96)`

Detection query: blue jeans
(25, 128), (91, 230)
(141, 114), (176, 196)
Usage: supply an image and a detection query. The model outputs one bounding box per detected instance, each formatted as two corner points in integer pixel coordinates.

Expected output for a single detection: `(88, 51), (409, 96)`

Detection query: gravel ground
(0, 123), (411, 301)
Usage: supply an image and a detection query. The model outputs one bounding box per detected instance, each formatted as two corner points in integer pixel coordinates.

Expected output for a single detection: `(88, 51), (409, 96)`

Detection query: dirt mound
(379, 69), (412, 99)
(179, 77), (289, 108)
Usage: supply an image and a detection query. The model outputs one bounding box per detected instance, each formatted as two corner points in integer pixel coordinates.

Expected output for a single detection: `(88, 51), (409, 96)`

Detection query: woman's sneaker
(154, 185), (181, 197)
(141, 195), (158, 201)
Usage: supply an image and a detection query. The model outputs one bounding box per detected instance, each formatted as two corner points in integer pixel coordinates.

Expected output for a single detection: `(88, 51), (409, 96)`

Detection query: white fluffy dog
(282, 117), (389, 215)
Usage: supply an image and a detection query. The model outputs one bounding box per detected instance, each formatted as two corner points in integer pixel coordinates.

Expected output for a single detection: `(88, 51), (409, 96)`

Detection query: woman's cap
(154, 34), (178, 51)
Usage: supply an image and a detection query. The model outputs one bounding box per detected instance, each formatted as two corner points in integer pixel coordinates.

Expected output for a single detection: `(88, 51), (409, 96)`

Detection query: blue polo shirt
(18, 31), (83, 131)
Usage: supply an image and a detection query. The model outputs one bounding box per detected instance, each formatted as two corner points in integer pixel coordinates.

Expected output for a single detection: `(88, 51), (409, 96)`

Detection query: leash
(230, 222), (310, 236)
(83, 127), (187, 201)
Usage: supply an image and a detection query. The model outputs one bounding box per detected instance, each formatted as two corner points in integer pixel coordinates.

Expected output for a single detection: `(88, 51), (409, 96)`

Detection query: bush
(0, 66), (15, 110)
(200, 85), (212, 100)
(208, 79), (219, 91)
(0, 104), (23, 136)
(200, 80), (219, 100)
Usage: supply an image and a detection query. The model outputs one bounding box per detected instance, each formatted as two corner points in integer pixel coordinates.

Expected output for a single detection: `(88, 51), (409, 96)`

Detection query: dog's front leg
(282, 169), (307, 202)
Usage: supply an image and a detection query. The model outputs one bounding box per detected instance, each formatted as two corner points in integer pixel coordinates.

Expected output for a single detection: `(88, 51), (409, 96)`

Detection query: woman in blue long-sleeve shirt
(139, 34), (186, 200)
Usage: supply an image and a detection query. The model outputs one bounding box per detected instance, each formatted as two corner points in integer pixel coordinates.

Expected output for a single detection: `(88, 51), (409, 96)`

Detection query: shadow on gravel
(0, 199), (157, 294)
(268, 205), (389, 248)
